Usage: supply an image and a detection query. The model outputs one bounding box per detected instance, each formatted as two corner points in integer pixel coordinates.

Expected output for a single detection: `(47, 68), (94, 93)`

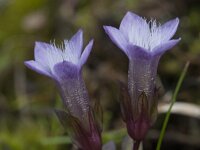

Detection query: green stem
(156, 61), (190, 150)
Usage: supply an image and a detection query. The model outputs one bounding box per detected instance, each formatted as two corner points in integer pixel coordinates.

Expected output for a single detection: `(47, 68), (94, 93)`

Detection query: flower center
(45, 40), (79, 71)
(129, 19), (162, 51)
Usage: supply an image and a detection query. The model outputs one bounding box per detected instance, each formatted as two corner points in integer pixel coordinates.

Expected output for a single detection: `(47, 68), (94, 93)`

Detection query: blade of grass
(156, 61), (190, 150)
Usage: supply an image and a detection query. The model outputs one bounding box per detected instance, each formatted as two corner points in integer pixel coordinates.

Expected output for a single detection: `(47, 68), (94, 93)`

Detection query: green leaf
(156, 61), (190, 150)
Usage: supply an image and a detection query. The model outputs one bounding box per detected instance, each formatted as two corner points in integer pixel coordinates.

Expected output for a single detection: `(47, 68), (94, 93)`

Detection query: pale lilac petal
(24, 60), (52, 77)
(160, 18), (179, 42)
(34, 41), (63, 70)
(152, 38), (181, 56)
(126, 44), (151, 60)
(119, 11), (146, 38)
(64, 29), (83, 64)
(79, 39), (94, 67)
(103, 26), (128, 55)
(70, 29), (83, 56)
(53, 61), (79, 81)
(34, 41), (50, 64)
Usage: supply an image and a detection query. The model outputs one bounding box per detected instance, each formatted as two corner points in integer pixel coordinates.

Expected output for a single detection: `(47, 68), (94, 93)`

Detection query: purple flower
(104, 12), (180, 142)
(25, 29), (93, 120)
(25, 29), (102, 150)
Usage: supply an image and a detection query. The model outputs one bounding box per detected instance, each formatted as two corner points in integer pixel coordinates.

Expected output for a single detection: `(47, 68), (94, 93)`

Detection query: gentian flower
(24, 29), (102, 150)
(104, 12), (180, 145)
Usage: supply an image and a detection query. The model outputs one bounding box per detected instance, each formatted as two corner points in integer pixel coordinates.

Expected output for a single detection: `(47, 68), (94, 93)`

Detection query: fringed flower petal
(152, 38), (181, 56)
(53, 61), (79, 80)
(25, 29), (94, 76)
(103, 26), (128, 55)
(104, 12), (180, 53)
(159, 18), (179, 42)
(64, 29), (83, 64)
(119, 11), (148, 42)
(126, 44), (152, 60)
(69, 29), (83, 57)
(24, 60), (52, 77)
(79, 39), (94, 67)
(34, 41), (50, 64)
(34, 41), (63, 71)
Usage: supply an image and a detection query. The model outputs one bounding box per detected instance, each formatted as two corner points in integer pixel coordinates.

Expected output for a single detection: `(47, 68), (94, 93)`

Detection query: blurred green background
(0, 0), (200, 149)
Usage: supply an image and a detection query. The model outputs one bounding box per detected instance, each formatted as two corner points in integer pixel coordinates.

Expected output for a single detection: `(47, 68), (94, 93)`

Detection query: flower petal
(126, 44), (151, 60)
(79, 39), (94, 67)
(53, 61), (79, 81)
(64, 29), (83, 64)
(103, 26), (128, 55)
(119, 11), (146, 38)
(34, 41), (51, 63)
(69, 29), (83, 56)
(160, 18), (179, 42)
(24, 60), (52, 77)
(152, 38), (181, 56)
(34, 41), (63, 70)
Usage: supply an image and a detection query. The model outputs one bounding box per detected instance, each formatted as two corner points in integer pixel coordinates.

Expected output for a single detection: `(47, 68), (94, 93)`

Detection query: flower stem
(133, 140), (140, 150)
